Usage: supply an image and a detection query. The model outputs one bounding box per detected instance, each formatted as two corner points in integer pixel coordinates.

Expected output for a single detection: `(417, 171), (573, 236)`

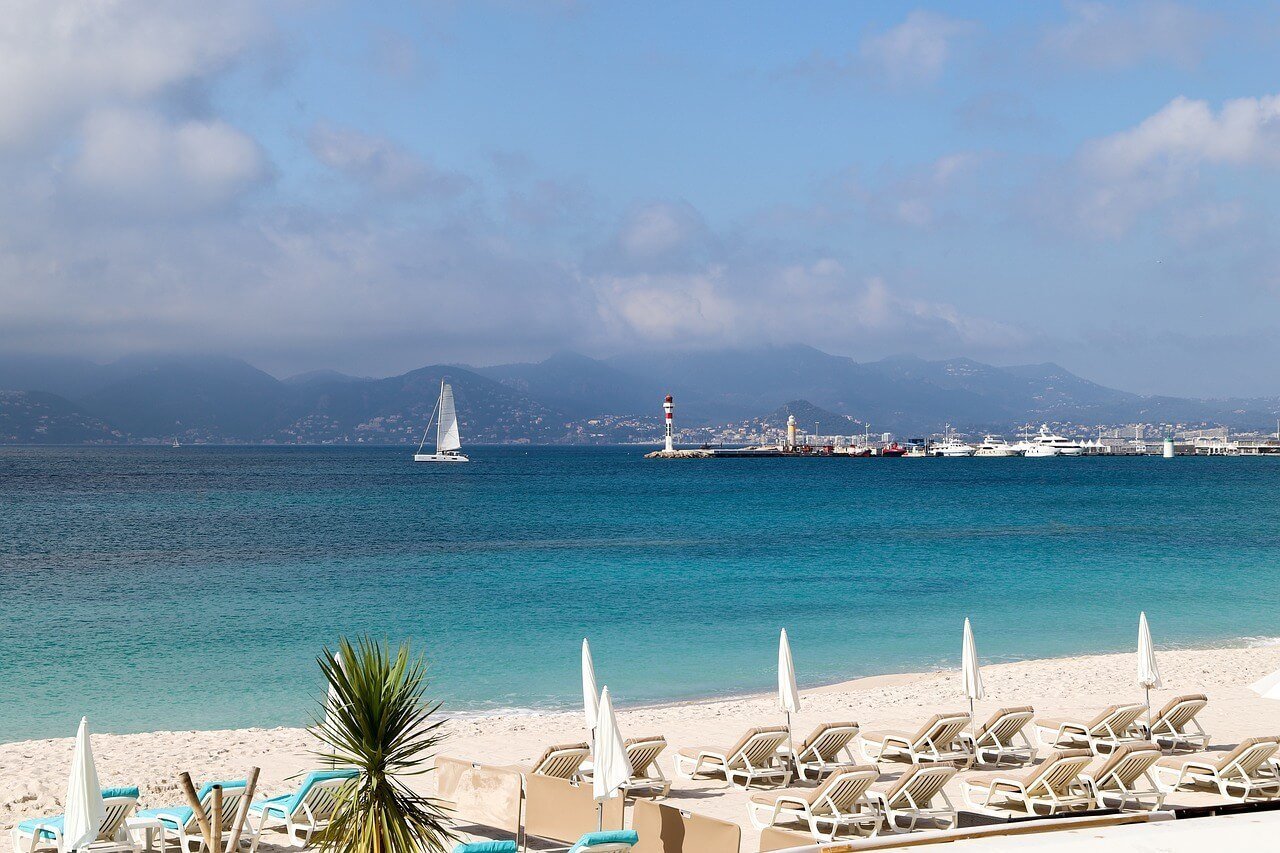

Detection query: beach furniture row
(11, 771), (356, 853)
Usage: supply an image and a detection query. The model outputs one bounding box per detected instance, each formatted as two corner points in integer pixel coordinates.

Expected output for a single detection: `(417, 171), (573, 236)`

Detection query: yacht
(929, 427), (975, 457)
(974, 435), (1018, 457)
(414, 380), (469, 463)
(1026, 425), (1084, 457)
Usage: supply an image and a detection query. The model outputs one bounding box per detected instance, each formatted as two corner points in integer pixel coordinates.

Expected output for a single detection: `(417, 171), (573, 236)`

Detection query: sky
(2, 1), (1279, 397)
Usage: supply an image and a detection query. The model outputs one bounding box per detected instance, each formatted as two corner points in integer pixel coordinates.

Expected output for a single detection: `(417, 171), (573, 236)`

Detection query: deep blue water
(1, 446), (1278, 743)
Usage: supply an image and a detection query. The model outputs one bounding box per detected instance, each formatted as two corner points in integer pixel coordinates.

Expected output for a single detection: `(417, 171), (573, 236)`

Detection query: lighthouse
(787, 414), (797, 449)
(663, 395), (675, 452)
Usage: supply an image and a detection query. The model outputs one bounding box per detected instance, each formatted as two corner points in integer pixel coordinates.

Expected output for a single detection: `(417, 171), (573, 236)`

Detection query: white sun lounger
(792, 722), (861, 781)
(866, 763), (958, 833)
(247, 769), (356, 851)
(12, 788), (139, 853)
(520, 742), (591, 781)
(1034, 703), (1147, 753)
(1081, 741), (1165, 811)
(960, 706), (1037, 766)
(747, 765), (881, 841)
(1143, 694), (1210, 752)
(860, 713), (973, 767)
(1154, 736), (1280, 800)
(675, 725), (793, 789)
(582, 736), (671, 798)
(962, 749), (1095, 816)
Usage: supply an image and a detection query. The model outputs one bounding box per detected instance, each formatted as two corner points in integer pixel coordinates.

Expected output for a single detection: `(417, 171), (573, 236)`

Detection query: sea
(2, 445), (1278, 743)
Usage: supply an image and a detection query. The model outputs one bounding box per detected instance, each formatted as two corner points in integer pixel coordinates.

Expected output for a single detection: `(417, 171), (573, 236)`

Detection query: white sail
(436, 383), (461, 452)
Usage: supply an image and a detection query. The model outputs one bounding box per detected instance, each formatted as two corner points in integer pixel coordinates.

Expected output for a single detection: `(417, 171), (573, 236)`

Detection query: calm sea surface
(1, 446), (1278, 742)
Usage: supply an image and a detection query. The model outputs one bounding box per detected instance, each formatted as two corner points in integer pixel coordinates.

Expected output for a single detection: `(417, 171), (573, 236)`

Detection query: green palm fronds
(311, 636), (454, 853)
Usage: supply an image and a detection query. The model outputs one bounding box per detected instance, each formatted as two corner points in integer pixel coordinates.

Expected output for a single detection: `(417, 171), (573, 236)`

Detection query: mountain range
(0, 345), (1276, 444)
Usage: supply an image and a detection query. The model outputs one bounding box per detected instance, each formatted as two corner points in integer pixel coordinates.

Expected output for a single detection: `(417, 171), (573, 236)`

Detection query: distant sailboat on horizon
(414, 380), (469, 463)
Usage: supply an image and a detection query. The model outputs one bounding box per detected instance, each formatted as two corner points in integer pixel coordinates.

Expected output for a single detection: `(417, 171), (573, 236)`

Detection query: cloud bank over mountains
(0, 1), (1278, 398)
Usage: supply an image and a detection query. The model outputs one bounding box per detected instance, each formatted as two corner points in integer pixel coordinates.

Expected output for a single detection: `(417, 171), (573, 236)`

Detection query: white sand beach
(6, 644), (1280, 851)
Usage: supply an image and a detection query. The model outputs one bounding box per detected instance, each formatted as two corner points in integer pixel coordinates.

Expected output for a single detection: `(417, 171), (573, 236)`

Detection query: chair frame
(860, 715), (973, 768)
(12, 794), (140, 853)
(960, 709), (1037, 767)
(746, 767), (882, 841)
(1081, 747), (1165, 812)
(866, 765), (958, 834)
(1035, 705), (1146, 754)
(531, 744), (591, 781)
(1154, 740), (1280, 801)
(675, 729), (793, 789)
(961, 752), (1095, 816)
(248, 773), (353, 851)
(1144, 696), (1210, 753)
(793, 723), (861, 782)
(146, 782), (254, 853)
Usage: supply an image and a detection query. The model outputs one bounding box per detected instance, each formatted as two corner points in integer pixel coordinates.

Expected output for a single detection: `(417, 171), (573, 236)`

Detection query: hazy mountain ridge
(0, 346), (1277, 444)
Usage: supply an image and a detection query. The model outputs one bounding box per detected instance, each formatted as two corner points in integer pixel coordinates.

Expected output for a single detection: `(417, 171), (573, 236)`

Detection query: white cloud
(1082, 95), (1280, 176)
(1042, 1), (1214, 70)
(0, 0), (268, 150)
(70, 108), (269, 211)
(309, 122), (469, 198)
(1045, 94), (1280, 238)
(860, 10), (974, 85)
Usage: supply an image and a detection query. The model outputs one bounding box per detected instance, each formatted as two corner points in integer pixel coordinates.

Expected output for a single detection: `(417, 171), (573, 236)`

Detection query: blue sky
(2, 1), (1279, 396)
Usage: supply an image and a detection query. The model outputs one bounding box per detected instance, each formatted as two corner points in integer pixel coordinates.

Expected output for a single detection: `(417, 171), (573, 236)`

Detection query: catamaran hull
(414, 453), (469, 463)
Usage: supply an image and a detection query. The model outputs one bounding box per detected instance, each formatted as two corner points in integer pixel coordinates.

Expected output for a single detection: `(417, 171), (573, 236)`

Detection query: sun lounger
(962, 749), (1095, 816)
(865, 763), (957, 833)
(453, 842), (517, 853)
(1034, 704), (1146, 753)
(675, 725), (793, 789)
(581, 736), (671, 797)
(12, 787), (139, 853)
(792, 722), (861, 781)
(622, 736), (670, 797)
(1143, 694), (1210, 752)
(747, 765), (881, 841)
(136, 779), (253, 853)
(522, 742), (591, 780)
(960, 706), (1037, 766)
(1154, 736), (1280, 800)
(1080, 742), (1165, 811)
(859, 713), (973, 767)
(247, 769), (356, 851)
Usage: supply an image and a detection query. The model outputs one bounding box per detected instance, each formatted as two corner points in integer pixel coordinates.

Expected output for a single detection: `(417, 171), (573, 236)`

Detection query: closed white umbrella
(62, 717), (105, 853)
(778, 629), (800, 767)
(582, 638), (599, 734)
(1137, 612), (1163, 729)
(961, 618), (984, 747)
(591, 686), (631, 829)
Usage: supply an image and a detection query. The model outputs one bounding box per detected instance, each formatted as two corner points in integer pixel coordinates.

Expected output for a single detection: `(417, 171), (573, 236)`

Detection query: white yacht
(974, 435), (1018, 457)
(1026, 425), (1084, 457)
(414, 380), (469, 463)
(929, 427), (975, 457)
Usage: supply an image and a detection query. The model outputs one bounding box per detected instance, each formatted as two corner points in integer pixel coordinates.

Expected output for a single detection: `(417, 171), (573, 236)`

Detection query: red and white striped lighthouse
(663, 395), (675, 453)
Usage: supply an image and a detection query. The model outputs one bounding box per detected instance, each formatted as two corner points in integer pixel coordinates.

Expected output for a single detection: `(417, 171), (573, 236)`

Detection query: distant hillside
(0, 346), (1277, 443)
(763, 400), (857, 436)
(0, 391), (123, 443)
(474, 351), (658, 418)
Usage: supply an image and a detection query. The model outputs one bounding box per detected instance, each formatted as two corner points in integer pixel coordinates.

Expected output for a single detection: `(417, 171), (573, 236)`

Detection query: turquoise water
(1, 446), (1278, 743)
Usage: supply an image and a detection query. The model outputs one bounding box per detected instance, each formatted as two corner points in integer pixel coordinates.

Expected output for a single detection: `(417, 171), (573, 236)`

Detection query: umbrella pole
(969, 696), (977, 763)
(785, 710), (796, 776)
(1145, 685), (1152, 738)
(596, 800), (603, 832)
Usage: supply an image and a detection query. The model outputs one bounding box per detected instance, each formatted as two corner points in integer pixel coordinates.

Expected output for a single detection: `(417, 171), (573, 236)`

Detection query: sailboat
(414, 380), (469, 463)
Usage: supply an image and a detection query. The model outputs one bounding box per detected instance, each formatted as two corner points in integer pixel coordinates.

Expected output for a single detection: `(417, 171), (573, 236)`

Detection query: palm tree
(311, 636), (455, 853)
